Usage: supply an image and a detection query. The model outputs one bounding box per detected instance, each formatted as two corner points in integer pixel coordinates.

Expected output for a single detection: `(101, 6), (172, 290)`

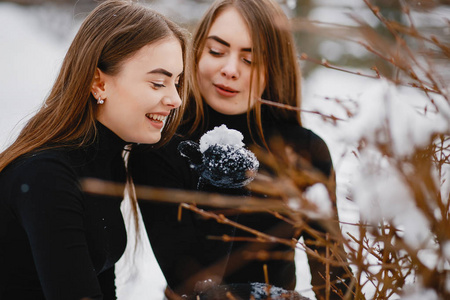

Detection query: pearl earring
(97, 97), (104, 105)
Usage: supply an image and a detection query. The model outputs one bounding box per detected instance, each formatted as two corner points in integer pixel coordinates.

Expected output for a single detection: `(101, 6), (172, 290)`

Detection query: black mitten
(178, 125), (259, 189)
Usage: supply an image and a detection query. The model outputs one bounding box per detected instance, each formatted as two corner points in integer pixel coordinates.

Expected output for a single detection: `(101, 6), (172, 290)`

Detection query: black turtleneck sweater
(129, 106), (348, 298)
(0, 123), (128, 300)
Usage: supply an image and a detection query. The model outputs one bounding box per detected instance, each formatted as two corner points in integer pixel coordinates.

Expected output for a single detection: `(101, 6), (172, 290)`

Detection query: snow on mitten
(192, 282), (308, 300)
(178, 125), (259, 189)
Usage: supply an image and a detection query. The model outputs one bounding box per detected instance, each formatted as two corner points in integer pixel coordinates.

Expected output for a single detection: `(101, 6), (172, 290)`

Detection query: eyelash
(209, 49), (222, 56)
(208, 49), (252, 65)
(152, 82), (182, 90)
(151, 82), (166, 89)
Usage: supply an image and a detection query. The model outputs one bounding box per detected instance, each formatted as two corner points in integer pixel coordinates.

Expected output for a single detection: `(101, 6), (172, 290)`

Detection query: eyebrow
(147, 68), (173, 77)
(207, 35), (252, 52)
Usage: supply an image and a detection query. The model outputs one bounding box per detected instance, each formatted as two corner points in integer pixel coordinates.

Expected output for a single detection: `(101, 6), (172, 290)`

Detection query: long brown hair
(0, 0), (188, 172)
(184, 0), (301, 143)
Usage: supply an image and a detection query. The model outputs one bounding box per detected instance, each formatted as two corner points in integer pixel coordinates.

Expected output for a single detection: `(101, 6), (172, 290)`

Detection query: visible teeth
(146, 113), (166, 122)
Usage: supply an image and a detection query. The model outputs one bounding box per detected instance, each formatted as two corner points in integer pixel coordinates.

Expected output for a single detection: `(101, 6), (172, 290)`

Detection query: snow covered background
(1, 1), (449, 299)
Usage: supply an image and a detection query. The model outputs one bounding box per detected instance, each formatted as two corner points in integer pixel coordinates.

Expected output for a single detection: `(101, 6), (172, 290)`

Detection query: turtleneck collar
(181, 103), (281, 147)
(94, 121), (129, 158)
(204, 104), (256, 145)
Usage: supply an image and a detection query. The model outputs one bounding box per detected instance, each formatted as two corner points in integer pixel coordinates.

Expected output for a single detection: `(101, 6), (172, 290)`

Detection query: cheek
(123, 83), (150, 105)
(198, 53), (218, 78)
(197, 59), (209, 83)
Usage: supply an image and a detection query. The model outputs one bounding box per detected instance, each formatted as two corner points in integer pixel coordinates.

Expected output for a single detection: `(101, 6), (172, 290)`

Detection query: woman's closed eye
(151, 82), (166, 89)
(208, 48), (223, 56)
(209, 49), (252, 65)
(243, 57), (252, 65)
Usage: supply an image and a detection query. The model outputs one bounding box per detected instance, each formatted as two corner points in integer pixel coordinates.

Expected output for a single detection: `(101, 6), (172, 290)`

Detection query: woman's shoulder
(264, 121), (333, 176)
(1, 149), (77, 185)
(267, 121), (328, 149)
(12, 148), (70, 166)
(0, 149), (83, 210)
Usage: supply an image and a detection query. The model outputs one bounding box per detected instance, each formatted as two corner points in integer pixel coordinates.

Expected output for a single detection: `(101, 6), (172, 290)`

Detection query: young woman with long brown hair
(0, 1), (187, 299)
(130, 0), (352, 299)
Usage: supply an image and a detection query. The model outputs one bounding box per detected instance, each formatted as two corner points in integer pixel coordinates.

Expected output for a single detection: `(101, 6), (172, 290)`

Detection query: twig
(258, 98), (345, 123)
(81, 177), (292, 213)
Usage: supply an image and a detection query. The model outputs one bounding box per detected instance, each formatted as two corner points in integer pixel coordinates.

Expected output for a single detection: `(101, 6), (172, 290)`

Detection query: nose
(162, 89), (182, 109)
(221, 56), (239, 79)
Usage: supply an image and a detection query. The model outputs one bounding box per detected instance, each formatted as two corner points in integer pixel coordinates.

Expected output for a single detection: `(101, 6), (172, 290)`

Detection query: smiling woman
(94, 39), (183, 144)
(0, 1), (187, 299)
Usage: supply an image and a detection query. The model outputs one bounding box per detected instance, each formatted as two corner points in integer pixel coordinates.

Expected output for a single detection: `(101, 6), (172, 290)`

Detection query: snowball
(199, 124), (244, 153)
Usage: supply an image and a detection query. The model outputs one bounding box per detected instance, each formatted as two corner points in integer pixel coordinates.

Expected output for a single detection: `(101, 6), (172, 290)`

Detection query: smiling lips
(214, 83), (239, 97)
(146, 113), (166, 122)
(146, 113), (167, 129)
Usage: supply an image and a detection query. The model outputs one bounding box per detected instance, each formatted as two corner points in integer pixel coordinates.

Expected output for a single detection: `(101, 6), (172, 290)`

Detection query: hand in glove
(178, 125), (259, 189)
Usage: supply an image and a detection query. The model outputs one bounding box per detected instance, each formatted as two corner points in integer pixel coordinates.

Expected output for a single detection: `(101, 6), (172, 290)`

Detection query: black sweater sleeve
(5, 156), (103, 300)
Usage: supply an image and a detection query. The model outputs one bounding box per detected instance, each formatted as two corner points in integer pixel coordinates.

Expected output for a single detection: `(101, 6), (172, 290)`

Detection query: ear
(91, 68), (106, 99)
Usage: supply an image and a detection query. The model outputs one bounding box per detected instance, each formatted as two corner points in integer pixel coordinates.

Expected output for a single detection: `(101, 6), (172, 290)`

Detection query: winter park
(0, 0), (449, 299)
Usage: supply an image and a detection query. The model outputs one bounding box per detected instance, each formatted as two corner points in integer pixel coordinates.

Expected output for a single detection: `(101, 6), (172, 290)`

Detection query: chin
(137, 140), (160, 145)
(143, 136), (161, 145)
(222, 108), (247, 115)
(211, 103), (247, 115)
(131, 133), (160, 145)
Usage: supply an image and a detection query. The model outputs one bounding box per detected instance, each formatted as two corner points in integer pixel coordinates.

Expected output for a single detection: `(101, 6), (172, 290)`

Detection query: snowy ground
(1, 2), (448, 300)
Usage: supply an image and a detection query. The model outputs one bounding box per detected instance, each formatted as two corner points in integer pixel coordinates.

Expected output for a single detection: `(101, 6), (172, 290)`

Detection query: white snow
(199, 124), (245, 153)
(401, 286), (439, 300)
(339, 79), (449, 158)
(351, 150), (432, 248)
(301, 183), (333, 218)
(0, 3), (75, 151)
